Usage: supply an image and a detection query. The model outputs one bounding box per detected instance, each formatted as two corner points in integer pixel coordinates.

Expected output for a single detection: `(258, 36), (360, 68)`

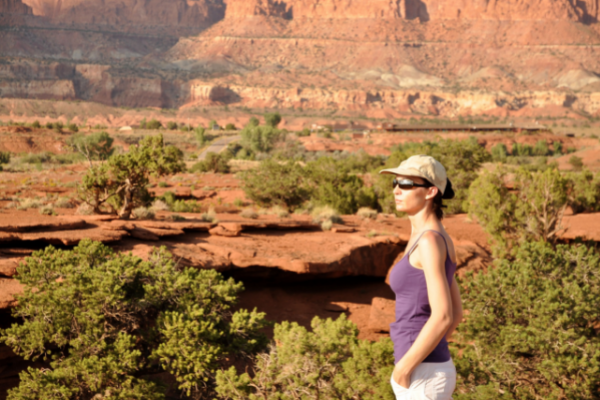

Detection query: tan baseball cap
(379, 154), (455, 199)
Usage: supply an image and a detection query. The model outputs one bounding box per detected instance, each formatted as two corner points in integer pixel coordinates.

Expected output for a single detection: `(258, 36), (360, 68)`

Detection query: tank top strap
(406, 229), (450, 259)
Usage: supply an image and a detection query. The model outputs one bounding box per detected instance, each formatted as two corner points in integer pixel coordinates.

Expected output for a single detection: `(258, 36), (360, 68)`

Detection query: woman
(380, 155), (463, 400)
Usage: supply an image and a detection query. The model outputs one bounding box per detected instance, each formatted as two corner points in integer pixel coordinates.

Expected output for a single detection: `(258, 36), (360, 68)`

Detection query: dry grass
(311, 206), (342, 224)
(201, 207), (217, 222)
(240, 208), (259, 219)
(357, 207), (378, 220)
(132, 207), (155, 220)
(152, 199), (170, 212)
(76, 203), (94, 215)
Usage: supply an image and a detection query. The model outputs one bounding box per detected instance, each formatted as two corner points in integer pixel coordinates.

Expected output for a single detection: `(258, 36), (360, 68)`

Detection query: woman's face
(392, 175), (436, 214)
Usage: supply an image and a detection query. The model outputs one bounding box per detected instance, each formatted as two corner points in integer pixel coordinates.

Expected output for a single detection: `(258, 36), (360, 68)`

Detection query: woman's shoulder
(417, 230), (456, 264)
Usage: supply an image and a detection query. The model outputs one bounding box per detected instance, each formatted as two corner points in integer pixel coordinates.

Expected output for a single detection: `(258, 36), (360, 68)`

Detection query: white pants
(390, 359), (456, 400)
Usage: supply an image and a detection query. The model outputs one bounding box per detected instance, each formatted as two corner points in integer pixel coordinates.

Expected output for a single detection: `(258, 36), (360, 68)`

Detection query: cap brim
(379, 167), (425, 177)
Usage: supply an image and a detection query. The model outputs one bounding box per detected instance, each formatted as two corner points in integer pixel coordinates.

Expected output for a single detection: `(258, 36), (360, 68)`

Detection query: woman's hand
(392, 363), (412, 389)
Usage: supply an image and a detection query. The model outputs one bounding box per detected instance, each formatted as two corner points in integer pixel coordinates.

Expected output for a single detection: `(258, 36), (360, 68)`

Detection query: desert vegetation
(1, 120), (599, 400)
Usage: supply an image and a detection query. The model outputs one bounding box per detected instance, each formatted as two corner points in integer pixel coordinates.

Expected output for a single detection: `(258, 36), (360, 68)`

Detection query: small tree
(264, 112), (282, 128)
(454, 241), (600, 400)
(167, 121), (178, 130)
(190, 152), (231, 173)
(195, 127), (207, 146)
(1, 240), (268, 400)
(566, 169), (600, 214)
(568, 155), (584, 171)
(225, 123), (237, 130)
(0, 150), (10, 171)
(68, 131), (115, 167)
(146, 119), (162, 130)
(532, 140), (549, 156)
(31, 120), (41, 129)
(240, 159), (310, 210)
(247, 117), (259, 128)
(216, 314), (395, 400)
(468, 167), (569, 256)
(490, 143), (508, 162)
(78, 134), (185, 218)
(67, 123), (79, 133)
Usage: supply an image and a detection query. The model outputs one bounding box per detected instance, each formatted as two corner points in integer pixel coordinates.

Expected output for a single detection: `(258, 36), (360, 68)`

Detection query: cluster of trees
(468, 166), (600, 256)
(241, 151), (380, 214)
(1, 240), (267, 400)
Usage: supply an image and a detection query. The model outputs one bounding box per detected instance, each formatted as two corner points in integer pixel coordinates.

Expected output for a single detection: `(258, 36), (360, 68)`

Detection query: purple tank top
(389, 230), (457, 364)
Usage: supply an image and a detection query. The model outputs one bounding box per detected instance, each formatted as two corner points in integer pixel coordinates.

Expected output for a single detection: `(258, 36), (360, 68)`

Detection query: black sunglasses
(392, 177), (433, 190)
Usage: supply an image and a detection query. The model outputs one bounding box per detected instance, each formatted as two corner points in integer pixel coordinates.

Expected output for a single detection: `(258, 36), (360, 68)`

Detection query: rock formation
(20, 0), (225, 26)
(0, 0), (32, 14)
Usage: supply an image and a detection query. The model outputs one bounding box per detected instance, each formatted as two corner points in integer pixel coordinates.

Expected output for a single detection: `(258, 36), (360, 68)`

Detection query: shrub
(190, 152), (231, 173)
(321, 219), (333, 231)
(454, 241), (600, 400)
(152, 199), (170, 211)
(240, 208), (258, 219)
(54, 197), (74, 209)
(139, 118), (147, 129)
(490, 143), (508, 162)
(532, 140), (549, 156)
(233, 198), (244, 208)
(239, 124), (284, 155)
(215, 314), (395, 400)
(31, 120), (41, 129)
(305, 156), (379, 214)
(68, 131), (114, 166)
(568, 155), (584, 171)
(146, 119), (162, 130)
(169, 214), (185, 221)
(311, 205), (342, 224)
(167, 121), (178, 130)
(552, 141), (563, 155)
(132, 206), (155, 219)
(297, 128), (311, 137)
(209, 120), (218, 130)
(0, 151), (10, 165)
(269, 205), (289, 218)
(357, 207), (378, 220)
(225, 123), (236, 130)
(467, 167), (569, 257)
(511, 142), (533, 157)
(158, 181), (168, 188)
(17, 198), (43, 210)
(1, 240), (268, 400)
(75, 202), (94, 215)
(241, 159), (310, 210)
(67, 123), (79, 133)
(38, 204), (55, 215)
(78, 134), (185, 218)
(195, 127), (207, 146)
(201, 207), (217, 222)
(566, 169), (600, 213)
(264, 112), (282, 128)
(45, 121), (53, 129)
(247, 117), (259, 128)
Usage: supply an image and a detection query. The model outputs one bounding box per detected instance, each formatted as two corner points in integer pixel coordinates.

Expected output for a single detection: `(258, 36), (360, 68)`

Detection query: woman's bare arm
(392, 232), (454, 387)
(446, 277), (462, 340)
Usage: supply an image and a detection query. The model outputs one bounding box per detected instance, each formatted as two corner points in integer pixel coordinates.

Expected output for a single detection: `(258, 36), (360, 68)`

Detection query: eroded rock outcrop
(0, 0), (32, 14)
(21, 0), (225, 26)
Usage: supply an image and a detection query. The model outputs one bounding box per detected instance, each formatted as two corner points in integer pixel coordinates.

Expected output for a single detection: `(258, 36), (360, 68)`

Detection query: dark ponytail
(432, 191), (444, 220)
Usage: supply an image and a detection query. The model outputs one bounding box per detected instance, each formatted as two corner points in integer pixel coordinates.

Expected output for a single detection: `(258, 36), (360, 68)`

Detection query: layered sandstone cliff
(20, 0), (225, 26)
(223, 0), (598, 21)
(0, 0), (32, 14)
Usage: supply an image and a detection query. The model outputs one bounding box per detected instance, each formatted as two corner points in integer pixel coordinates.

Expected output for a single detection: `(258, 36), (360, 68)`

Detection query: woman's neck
(407, 207), (440, 236)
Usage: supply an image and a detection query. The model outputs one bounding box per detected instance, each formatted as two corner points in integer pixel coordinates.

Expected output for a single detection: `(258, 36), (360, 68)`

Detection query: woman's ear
(425, 186), (439, 201)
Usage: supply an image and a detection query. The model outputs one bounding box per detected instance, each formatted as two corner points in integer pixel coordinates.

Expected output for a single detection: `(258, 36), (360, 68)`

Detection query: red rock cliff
(21, 0), (224, 26)
(224, 0), (597, 22)
(0, 0), (32, 14)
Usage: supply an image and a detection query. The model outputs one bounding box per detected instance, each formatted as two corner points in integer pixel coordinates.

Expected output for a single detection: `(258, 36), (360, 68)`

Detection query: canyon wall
(20, 0), (225, 26)
(222, 0), (597, 21)
(0, 0), (32, 15)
